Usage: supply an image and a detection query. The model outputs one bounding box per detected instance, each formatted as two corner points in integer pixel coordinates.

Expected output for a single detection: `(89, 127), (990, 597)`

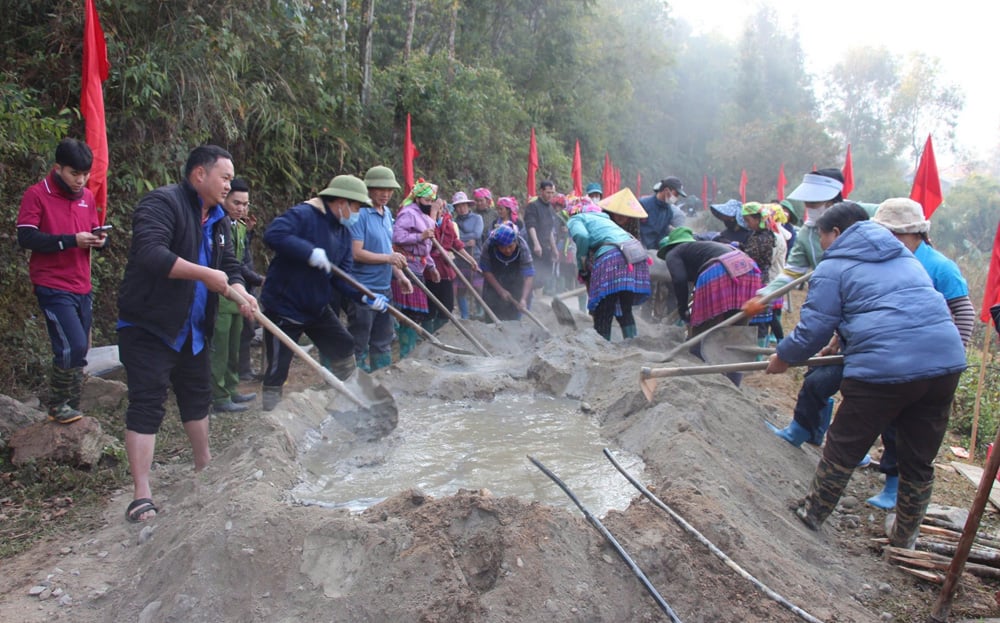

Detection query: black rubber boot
(262, 386), (283, 412)
(795, 457), (854, 530)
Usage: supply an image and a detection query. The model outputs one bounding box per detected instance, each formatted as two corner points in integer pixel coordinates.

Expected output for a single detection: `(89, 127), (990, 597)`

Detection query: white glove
(308, 248), (333, 274)
(362, 294), (389, 313)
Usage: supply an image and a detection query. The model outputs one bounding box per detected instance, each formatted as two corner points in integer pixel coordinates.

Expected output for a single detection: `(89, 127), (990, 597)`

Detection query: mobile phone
(92, 225), (113, 233)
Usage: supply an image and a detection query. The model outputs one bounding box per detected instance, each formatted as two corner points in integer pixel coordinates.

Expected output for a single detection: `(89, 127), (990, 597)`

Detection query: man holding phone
(16, 138), (108, 423)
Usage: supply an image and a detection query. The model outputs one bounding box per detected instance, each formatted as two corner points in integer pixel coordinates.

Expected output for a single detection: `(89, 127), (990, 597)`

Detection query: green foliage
(950, 344), (1000, 457)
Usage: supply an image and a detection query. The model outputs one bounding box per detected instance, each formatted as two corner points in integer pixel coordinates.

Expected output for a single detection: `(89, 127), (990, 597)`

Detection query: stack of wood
(875, 517), (1000, 584)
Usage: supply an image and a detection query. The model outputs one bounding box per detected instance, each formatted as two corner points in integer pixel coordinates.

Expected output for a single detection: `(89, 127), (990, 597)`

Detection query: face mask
(340, 209), (360, 228)
(419, 202), (432, 215)
(667, 194), (679, 205)
(805, 206), (827, 224)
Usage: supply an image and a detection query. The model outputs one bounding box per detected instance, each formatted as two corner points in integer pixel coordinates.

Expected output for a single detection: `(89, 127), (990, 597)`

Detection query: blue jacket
(638, 195), (686, 249)
(261, 198), (359, 323)
(776, 221), (966, 383)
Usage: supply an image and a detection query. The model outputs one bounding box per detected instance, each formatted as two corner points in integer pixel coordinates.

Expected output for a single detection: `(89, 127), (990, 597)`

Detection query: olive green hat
(656, 226), (695, 259)
(318, 174), (373, 206)
(363, 165), (401, 190)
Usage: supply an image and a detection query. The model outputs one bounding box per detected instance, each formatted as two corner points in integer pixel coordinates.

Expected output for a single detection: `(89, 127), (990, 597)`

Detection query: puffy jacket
(261, 198), (358, 323)
(566, 211), (631, 271)
(118, 181), (243, 344)
(777, 221), (966, 383)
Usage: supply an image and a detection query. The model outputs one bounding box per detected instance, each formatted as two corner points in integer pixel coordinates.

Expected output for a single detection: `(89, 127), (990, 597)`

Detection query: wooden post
(969, 331), (991, 461)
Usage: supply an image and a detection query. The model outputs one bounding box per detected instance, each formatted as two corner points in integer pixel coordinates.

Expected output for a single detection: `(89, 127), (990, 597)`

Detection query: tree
(890, 52), (965, 170)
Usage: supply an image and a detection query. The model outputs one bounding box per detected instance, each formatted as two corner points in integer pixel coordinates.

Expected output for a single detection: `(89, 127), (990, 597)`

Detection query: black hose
(527, 455), (684, 623)
(603, 448), (825, 623)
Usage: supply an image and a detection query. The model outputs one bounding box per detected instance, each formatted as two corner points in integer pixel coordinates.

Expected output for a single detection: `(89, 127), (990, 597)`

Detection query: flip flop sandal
(126, 498), (158, 523)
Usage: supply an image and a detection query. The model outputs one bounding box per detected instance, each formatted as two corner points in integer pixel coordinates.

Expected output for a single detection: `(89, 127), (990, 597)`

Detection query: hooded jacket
(776, 221), (966, 383)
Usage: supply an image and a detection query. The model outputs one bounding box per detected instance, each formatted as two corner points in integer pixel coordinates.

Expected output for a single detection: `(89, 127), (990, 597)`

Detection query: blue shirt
(349, 206), (395, 291)
(914, 241), (968, 301)
(116, 203), (225, 355)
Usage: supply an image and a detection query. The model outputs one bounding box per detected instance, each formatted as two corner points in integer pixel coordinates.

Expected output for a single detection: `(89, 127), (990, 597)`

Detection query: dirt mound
(1, 297), (996, 622)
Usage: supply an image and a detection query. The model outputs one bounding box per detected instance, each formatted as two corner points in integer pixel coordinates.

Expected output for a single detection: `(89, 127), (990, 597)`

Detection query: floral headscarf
(402, 178), (438, 206)
(496, 196), (519, 221)
(567, 196), (601, 216)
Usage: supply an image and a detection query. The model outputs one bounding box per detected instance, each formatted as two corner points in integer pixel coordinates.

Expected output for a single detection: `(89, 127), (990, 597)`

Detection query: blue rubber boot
(809, 397), (835, 446)
(458, 296), (469, 320)
(866, 475), (899, 509)
(370, 352), (392, 371)
(767, 419), (812, 447)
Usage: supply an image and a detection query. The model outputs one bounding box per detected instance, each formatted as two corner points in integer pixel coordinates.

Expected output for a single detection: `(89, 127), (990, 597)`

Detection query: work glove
(741, 295), (767, 317)
(308, 248), (333, 274)
(362, 293), (389, 313)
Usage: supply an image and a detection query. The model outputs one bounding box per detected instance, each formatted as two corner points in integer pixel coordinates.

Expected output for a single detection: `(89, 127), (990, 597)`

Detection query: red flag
(841, 144), (854, 199)
(982, 220), (1000, 323)
(776, 163), (787, 201)
(527, 127), (539, 200)
(910, 134), (943, 219)
(82, 0), (110, 223)
(636, 172), (641, 196)
(403, 113), (419, 196)
(571, 140), (583, 196)
(739, 169), (748, 204)
(702, 175), (708, 211)
(602, 152), (612, 195)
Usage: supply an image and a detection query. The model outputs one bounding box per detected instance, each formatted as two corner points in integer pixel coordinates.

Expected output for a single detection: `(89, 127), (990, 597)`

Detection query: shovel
(639, 355), (844, 402)
(400, 264), (493, 357)
(430, 237), (504, 327)
(551, 286), (587, 327)
(223, 287), (399, 438)
(326, 263), (477, 357)
(651, 271), (813, 364)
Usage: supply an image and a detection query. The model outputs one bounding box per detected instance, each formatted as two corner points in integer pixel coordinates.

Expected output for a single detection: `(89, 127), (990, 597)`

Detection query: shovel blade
(551, 296), (577, 327)
(640, 369), (657, 402)
(329, 371), (399, 441)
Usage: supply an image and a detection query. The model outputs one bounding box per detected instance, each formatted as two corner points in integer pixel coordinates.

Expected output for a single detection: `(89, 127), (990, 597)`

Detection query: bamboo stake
(969, 331), (991, 461)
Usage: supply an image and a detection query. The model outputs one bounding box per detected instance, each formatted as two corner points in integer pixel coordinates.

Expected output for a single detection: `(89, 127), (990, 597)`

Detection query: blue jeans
(35, 285), (92, 369)
(792, 364), (844, 435)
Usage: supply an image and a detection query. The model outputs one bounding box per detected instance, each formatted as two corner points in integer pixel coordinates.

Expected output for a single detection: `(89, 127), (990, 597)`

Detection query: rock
(878, 582), (892, 594)
(38, 588), (52, 600)
(0, 394), (47, 444)
(80, 375), (127, 412)
(879, 613), (893, 621)
(10, 417), (113, 468)
(138, 525), (156, 545)
(58, 594), (72, 607)
(138, 600), (162, 623)
(839, 496), (859, 510)
(28, 585), (46, 596)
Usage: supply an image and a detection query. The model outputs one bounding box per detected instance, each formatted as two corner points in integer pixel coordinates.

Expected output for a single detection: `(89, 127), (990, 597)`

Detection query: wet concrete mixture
(1, 292), (998, 622)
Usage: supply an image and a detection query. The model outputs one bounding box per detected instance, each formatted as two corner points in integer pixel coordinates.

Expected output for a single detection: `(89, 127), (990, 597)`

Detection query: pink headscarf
(497, 196), (519, 222)
(473, 187), (493, 200)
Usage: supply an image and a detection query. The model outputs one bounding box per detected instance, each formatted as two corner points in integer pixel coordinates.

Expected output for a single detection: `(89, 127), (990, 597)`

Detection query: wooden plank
(950, 461), (1000, 510)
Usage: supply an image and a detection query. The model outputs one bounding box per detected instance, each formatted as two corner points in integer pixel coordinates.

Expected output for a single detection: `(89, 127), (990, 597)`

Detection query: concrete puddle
(292, 393), (645, 516)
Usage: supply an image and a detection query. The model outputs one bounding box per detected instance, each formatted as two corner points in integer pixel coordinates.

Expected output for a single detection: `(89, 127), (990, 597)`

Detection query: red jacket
(431, 212), (465, 280)
(16, 172), (100, 293)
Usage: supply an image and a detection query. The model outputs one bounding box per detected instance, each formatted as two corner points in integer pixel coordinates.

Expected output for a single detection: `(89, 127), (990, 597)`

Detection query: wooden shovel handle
(640, 355), (843, 380)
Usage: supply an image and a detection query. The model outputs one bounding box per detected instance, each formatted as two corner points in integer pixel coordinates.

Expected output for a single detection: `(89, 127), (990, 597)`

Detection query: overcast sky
(668, 0), (998, 161)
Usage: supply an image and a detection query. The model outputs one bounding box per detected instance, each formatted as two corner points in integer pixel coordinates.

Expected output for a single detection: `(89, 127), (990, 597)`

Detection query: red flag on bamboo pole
(571, 140), (583, 196)
(527, 127), (539, 200)
(739, 169), (748, 204)
(911, 134), (943, 219)
(403, 113), (419, 196)
(776, 163), (787, 201)
(982, 221), (1000, 323)
(702, 175), (708, 211)
(602, 153), (612, 195)
(842, 144), (854, 199)
(82, 0), (110, 224)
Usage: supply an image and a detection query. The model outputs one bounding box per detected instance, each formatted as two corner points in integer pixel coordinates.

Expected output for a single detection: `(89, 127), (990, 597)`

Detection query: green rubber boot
(325, 355), (357, 381)
(887, 478), (934, 549)
(371, 352), (392, 371)
(794, 457), (854, 530)
(398, 325), (418, 359)
(621, 324), (638, 340)
(48, 365), (83, 424)
(355, 349), (372, 373)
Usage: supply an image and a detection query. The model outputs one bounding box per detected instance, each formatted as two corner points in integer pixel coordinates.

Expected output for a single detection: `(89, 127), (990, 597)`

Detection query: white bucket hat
(873, 197), (930, 234)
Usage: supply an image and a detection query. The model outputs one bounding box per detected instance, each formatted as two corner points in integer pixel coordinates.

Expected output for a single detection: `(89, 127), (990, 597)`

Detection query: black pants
(825, 373), (962, 483)
(592, 291), (634, 339)
(262, 306), (354, 388)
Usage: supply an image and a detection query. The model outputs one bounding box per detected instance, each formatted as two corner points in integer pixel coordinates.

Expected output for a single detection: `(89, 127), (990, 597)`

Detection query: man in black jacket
(117, 145), (256, 523)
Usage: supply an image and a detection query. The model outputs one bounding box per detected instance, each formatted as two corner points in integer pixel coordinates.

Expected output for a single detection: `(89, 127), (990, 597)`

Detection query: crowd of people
(17, 140), (982, 551)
